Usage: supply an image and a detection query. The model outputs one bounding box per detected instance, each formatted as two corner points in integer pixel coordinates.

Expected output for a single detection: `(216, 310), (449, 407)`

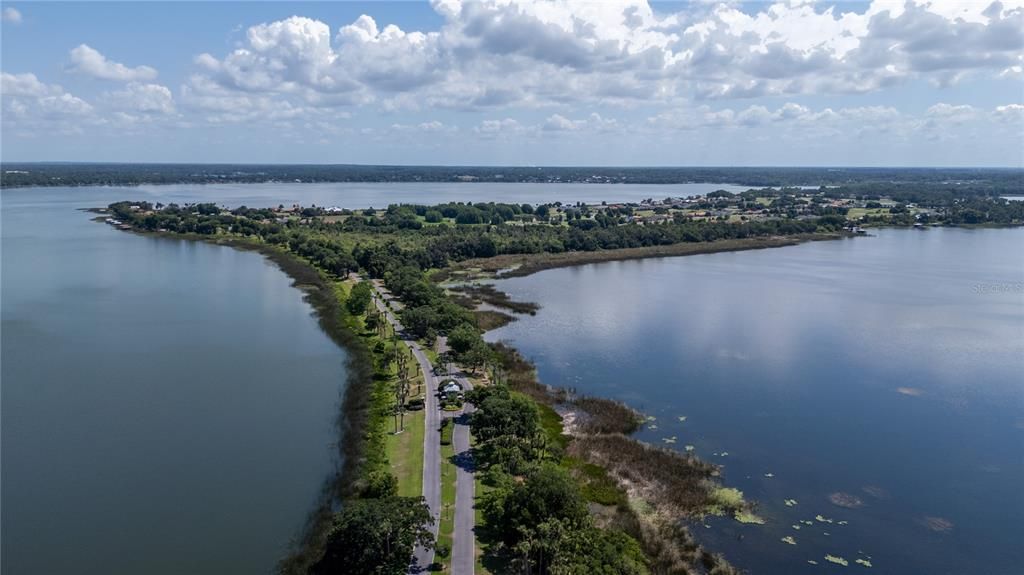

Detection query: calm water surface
(1, 181), (735, 574)
(488, 228), (1024, 575)
(1, 188), (360, 574)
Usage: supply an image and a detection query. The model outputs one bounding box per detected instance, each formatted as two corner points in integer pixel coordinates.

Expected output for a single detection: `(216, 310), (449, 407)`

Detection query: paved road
(370, 288), (441, 573)
(370, 281), (476, 574)
(451, 375), (476, 575)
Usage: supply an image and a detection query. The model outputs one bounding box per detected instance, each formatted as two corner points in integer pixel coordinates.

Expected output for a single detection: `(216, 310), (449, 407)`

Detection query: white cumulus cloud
(68, 44), (158, 81)
(187, 0), (1024, 113)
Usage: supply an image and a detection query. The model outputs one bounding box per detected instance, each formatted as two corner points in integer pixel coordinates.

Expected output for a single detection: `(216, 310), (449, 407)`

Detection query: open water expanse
(487, 226), (1024, 575)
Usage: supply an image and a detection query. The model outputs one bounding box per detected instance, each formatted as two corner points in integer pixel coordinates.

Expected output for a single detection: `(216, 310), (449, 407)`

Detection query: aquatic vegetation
(645, 415), (657, 421)
(710, 487), (746, 509)
(792, 525), (801, 530)
(801, 520), (814, 526)
(648, 424), (659, 430)
(829, 492), (865, 509)
(838, 520), (849, 525)
(781, 536), (797, 545)
(825, 554), (849, 566)
(815, 514), (834, 523)
(807, 560), (818, 565)
(678, 416), (687, 422)
(734, 511), (766, 525)
(572, 396), (644, 434)
(784, 499), (798, 507)
(896, 386), (924, 397)
(719, 451), (729, 457)
(662, 436), (677, 444)
(569, 433), (720, 518)
(920, 516), (954, 533)
(855, 558), (873, 568)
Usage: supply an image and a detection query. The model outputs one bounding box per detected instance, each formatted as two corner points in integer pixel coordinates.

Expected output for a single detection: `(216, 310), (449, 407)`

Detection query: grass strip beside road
(435, 429), (458, 572)
(386, 409), (425, 498)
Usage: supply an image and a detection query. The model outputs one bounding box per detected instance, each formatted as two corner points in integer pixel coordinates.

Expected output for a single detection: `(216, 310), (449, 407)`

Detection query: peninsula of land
(93, 186), (1022, 575)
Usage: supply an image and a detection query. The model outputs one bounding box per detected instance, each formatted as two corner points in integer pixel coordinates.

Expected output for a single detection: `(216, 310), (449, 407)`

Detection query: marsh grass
(571, 396), (643, 434)
(569, 434), (718, 518)
(449, 284), (540, 314)
(444, 235), (837, 279)
(485, 339), (746, 575)
(473, 309), (516, 331)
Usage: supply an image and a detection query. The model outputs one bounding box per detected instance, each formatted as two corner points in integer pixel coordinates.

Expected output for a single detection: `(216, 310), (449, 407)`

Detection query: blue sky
(2, 0), (1022, 166)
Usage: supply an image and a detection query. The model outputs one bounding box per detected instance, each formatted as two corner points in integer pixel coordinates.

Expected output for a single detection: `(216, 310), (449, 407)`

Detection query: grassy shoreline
(437, 233), (841, 281)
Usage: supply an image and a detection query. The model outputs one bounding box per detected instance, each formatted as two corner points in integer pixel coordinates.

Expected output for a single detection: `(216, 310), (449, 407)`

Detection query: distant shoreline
(6, 163), (1022, 191)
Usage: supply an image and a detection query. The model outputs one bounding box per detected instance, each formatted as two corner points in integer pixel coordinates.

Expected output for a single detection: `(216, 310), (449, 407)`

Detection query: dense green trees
(108, 189), (1022, 296)
(313, 496), (433, 575)
(480, 463), (649, 575)
(347, 282), (373, 315)
(446, 324), (480, 356)
(470, 386), (540, 444)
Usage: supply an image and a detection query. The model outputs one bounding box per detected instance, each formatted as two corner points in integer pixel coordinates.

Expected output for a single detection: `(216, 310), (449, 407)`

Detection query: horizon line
(2, 161), (1022, 170)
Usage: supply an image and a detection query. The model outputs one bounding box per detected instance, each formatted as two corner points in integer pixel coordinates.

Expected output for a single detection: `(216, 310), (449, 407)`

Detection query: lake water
(0, 181), (738, 574)
(487, 228), (1024, 575)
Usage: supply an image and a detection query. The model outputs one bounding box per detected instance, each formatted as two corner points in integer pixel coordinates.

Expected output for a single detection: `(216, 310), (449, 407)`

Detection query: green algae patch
(784, 499), (798, 507)
(855, 558), (873, 568)
(734, 511), (766, 525)
(710, 487), (746, 509)
(781, 536), (797, 545)
(825, 554), (849, 566)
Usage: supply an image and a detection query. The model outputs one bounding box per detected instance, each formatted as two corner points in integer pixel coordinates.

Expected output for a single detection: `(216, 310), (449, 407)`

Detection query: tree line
(8, 163), (1023, 191)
